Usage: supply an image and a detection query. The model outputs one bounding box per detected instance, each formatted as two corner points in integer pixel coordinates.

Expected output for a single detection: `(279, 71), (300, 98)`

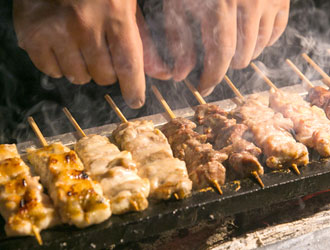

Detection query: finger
(164, 0), (196, 81)
(231, 5), (261, 69)
(80, 33), (117, 86)
(136, 7), (171, 81)
(198, 2), (237, 96)
(267, 6), (290, 46)
(25, 44), (62, 78)
(252, 12), (277, 59)
(106, 4), (145, 109)
(53, 40), (91, 85)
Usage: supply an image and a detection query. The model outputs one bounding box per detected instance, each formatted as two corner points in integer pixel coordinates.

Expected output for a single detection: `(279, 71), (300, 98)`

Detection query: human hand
(13, 0), (170, 108)
(163, 0), (290, 96)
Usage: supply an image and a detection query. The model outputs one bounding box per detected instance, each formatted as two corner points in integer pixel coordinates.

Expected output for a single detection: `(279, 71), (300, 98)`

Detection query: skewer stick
(151, 85), (176, 119)
(286, 59), (314, 89)
(251, 171), (265, 189)
(151, 85), (224, 195)
(183, 79), (206, 105)
(27, 117), (48, 147)
(185, 79), (265, 188)
(250, 62), (279, 92)
(223, 75), (245, 101)
(63, 108), (86, 138)
(32, 225), (43, 245)
(291, 163), (301, 175)
(301, 53), (330, 87)
(104, 94), (128, 123)
(173, 193), (179, 200)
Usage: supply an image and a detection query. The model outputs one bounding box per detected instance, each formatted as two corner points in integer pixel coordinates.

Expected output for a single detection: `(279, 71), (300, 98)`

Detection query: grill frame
(1, 82), (330, 250)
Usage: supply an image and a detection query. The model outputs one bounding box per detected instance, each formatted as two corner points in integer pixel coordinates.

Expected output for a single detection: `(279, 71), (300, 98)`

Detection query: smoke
(1, 0), (330, 144)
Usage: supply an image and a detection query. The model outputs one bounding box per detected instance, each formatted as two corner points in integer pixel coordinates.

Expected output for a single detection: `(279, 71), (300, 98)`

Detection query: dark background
(0, 0), (329, 144)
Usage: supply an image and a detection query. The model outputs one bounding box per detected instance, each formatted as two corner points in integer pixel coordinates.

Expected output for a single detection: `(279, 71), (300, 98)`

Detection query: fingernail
(128, 98), (145, 109)
(200, 87), (215, 97)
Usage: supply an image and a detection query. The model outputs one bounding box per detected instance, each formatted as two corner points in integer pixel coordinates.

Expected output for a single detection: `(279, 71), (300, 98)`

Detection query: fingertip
(127, 97), (145, 109)
(198, 86), (216, 97)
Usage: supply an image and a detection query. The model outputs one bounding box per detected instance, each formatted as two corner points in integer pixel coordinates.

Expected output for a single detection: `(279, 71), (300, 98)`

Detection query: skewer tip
(211, 180), (223, 195)
(251, 171), (265, 188)
(32, 225), (43, 245)
(173, 193), (180, 200)
(291, 164), (301, 175)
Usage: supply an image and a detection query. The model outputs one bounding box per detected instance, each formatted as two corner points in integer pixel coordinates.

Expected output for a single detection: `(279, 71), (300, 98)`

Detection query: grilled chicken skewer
(63, 108), (150, 214)
(27, 117), (111, 228)
(151, 85), (227, 194)
(0, 144), (58, 245)
(302, 53), (330, 87)
(105, 95), (192, 200)
(224, 76), (309, 174)
(252, 61), (330, 158)
(184, 80), (264, 188)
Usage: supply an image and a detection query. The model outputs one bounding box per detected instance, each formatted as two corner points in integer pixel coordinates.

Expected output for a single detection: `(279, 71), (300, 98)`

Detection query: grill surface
(1, 83), (330, 250)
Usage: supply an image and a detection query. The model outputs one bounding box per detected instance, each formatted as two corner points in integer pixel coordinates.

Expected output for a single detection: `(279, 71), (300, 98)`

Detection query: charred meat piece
(75, 134), (150, 214)
(195, 104), (263, 179)
(161, 117), (227, 189)
(113, 120), (192, 200)
(232, 96), (309, 168)
(27, 143), (111, 228)
(270, 89), (330, 157)
(0, 144), (57, 237)
(307, 86), (330, 119)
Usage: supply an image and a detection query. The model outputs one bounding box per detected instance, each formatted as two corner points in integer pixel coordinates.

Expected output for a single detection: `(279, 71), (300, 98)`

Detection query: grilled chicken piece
(232, 96), (309, 169)
(27, 143), (111, 228)
(195, 104), (263, 179)
(270, 89), (330, 157)
(113, 120), (192, 200)
(0, 144), (57, 237)
(307, 86), (330, 119)
(161, 117), (227, 188)
(75, 134), (150, 214)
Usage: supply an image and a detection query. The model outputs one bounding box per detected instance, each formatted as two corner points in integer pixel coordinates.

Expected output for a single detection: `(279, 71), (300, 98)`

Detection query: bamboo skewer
(63, 108), (86, 138)
(223, 75), (245, 100)
(26, 116), (47, 245)
(104, 94), (128, 123)
(183, 79), (206, 105)
(151, 85), (223, 195)
(184, 80), (265, 189)
(28, 117), (48, 147)
(285, 59), (314, 89)
(250, 63), (279, 92)
(250, 64), (304, 175)
(104, 93), (180, 199)
(301, 53), (330, 87)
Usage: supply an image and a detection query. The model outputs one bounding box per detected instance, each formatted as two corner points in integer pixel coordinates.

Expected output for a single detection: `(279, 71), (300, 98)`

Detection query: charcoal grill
(1, 82), (330, 250)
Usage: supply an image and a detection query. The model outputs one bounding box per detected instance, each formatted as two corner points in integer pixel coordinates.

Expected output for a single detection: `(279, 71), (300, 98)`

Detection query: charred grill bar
(1, 83), (330, 249)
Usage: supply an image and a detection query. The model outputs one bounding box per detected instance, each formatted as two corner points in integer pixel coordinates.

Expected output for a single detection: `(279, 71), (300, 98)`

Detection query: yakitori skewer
(0, 141), (58, 245)
(27, 117), (112, 228)
(285, 59), (315, 89)
(224, 75), (307, 175)
(301, 53), (330, 87)
(62, 108), (149, 214)
(251, 61), (330, 158)
(151, 85), (228, 194)
(105, 94), (192, 200)
(184, 80), (265, 188)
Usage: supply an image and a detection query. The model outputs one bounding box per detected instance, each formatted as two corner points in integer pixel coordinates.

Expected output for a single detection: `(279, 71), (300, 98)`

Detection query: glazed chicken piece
(307, 86), (330, 119)
(0, 144), (57, 240)
(27, 143), (111, 228)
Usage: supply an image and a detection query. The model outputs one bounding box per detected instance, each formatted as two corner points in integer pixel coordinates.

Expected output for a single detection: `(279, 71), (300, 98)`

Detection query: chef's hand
(13, 0), (170, 108)
(164, 0), (290, 96)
